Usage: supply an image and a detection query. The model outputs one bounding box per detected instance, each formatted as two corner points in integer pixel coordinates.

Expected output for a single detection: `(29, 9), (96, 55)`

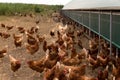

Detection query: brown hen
(27, 58), (46, 73)
(0, 45), (8, 58)
(13, 34), (23, 47)
(9, 55), (21, 72)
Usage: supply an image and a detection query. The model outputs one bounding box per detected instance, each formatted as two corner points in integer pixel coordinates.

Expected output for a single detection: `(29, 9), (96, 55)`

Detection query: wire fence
(62, 10), (120, 49)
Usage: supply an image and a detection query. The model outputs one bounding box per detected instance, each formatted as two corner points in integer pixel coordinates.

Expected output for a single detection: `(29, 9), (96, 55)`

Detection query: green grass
(0, 3), (63, 16)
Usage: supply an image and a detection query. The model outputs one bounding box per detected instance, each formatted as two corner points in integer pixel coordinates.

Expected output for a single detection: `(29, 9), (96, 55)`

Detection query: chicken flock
(0, 16), (120, 80)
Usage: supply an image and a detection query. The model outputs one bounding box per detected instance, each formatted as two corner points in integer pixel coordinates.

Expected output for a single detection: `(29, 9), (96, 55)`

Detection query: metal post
(82, 12), (83, 24)
(116, 48), (118, 58)
(89, 11), (91, 37)
(98, 11), (101, 53)
(110, 11), (112, 56)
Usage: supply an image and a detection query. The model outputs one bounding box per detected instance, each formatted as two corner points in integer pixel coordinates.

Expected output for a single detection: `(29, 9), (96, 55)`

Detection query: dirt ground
(0, 15), (89, 80)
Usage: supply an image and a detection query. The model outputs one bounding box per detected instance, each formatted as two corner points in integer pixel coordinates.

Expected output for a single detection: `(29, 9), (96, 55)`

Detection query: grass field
(0, 3), (63, 16)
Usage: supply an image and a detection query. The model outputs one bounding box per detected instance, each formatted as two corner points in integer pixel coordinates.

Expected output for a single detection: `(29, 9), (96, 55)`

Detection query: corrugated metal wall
(62, 10), (120, 48)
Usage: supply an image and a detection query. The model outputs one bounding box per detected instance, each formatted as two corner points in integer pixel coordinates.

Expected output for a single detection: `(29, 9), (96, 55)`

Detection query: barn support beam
(116, 48), (118, 58)
(98, 11), (101, 53)
(89, 11), (91, 37)
(110, 11), (112, 56)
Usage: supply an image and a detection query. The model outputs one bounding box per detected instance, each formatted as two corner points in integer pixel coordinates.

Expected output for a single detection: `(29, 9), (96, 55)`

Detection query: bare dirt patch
(0, 15), (89, 80)
(0, 15), (60, 80)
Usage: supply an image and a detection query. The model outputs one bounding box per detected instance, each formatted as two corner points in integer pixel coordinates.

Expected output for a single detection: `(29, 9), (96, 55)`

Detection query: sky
(0, 0), (72, 5)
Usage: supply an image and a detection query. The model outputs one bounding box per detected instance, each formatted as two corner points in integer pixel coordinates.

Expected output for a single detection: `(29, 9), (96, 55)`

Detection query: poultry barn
(61, 0), (120, 80)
